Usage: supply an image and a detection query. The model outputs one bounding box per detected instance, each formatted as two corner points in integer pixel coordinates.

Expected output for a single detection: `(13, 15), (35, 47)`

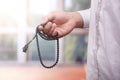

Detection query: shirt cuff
(78, 9), (90, 28)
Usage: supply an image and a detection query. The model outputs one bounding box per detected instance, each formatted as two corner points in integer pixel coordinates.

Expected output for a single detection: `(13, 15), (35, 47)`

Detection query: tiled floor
(0, 64), (86, 80)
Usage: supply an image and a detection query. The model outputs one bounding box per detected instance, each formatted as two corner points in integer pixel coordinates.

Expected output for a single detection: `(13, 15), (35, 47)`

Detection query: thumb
(40, 14), (55, 25)
(47, 13), (55, 22)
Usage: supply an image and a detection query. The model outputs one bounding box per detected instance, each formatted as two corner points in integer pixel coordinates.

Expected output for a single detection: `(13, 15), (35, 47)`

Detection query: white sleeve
(78, 9), (90, 28)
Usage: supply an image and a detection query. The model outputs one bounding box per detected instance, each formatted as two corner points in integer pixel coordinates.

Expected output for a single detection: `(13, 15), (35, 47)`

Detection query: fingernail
(40, 24), (46, 28)
(38, 26), (43, 31)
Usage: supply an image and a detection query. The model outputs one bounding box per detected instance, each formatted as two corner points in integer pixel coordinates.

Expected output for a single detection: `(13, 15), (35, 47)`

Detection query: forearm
(68, 9), (90, 29)
(69, 12), (84, 28)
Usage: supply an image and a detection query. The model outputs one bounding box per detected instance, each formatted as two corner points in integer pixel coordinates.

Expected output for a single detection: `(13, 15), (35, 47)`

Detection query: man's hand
(38, 11), (83, 38)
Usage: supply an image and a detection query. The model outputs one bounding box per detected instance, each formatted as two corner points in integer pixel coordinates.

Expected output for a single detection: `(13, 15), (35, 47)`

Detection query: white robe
(79, 0), (120, 80)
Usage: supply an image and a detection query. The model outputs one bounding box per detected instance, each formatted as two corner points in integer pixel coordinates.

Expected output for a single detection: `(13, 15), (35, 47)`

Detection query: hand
(38, 11), (83, 38)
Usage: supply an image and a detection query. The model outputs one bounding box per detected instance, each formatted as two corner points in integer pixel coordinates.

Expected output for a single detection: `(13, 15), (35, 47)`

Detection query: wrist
(69, 12), (84, 28)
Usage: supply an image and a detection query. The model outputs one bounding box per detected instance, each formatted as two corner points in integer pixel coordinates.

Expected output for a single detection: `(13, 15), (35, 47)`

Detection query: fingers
(41, 17), (49, 25)
(48, 23), (56, 36)
(38, 22), (58, 37)
(38, 18), (49, 31)
(38, 14), (55, 31)
(38, 13), (59, 37)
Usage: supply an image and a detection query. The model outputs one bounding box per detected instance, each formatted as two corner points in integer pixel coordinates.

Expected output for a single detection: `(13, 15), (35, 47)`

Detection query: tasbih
(23, 24), (59, 69)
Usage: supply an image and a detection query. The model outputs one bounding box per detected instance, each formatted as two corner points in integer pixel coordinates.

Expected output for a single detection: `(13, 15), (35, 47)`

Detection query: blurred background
(0, 0), (90, 80)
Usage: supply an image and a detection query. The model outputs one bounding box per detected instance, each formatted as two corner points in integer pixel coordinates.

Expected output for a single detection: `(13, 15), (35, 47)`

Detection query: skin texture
(38, 11), (84, 38)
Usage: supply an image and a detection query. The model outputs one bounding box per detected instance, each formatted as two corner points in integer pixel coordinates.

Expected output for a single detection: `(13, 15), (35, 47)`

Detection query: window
(0, 0), (18, 61)
(0, 0), (59, 63)
(0, 34), (17, 61)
